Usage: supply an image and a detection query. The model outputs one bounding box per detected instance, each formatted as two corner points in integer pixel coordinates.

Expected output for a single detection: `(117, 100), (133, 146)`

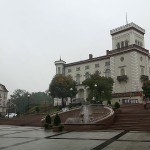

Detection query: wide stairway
(108, 103), (150, 131)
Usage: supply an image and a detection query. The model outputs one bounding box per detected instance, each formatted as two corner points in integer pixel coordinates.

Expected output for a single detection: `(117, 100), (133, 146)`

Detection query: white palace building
(54, 22), (150, 105)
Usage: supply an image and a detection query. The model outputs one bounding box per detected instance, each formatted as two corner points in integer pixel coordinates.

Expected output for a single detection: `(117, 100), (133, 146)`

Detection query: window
(120, 57), (124, 62)
(68, 69), (71, 73)
(95, 64), (99, 68)
(105, 61), (110, 66)
(85, 72), (90, 79)
(95, 70), (100, 75)
(76, 67), (80, 71)
(121, 41), (124, 48)
(76, 74), (80, 84)
(105, 69), (111, 78)
(120, 68), (125, 76)
(125, 40), (128, 47)
(85, 65), (89, 70)
(135, 40), (137, 45)
(140, 42), (143, 47)
(58, 67), (61, 74)
(141, 66), (144, 75)
(116, 43), (120, 49)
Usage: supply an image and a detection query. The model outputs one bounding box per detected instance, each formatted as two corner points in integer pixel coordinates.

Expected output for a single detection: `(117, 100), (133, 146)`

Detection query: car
(5, 113), (17, 118)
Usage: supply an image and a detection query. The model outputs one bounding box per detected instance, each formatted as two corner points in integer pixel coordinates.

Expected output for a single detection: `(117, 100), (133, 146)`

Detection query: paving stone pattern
(0, 126), (150, 150)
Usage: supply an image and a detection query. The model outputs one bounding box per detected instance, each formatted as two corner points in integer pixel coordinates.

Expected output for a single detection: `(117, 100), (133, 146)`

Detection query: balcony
(140, 75), (149, 82)
(117, 75), (128, 83)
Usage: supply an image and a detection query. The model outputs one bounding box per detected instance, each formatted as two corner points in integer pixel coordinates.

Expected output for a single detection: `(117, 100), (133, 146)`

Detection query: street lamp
(100, 91), (104, 104)
(27, 95), (30, 112)
(94, 84), (97, 101)
(7, 99), (10, 118)
(70, 88), (73, 104)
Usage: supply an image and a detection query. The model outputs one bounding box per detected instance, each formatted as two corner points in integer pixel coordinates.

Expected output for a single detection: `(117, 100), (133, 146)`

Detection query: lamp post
(27, 95), (30, 112)
(8, 99), (10, 118)
(48, 92), (51, 106)
(70, 88), (73, 104)
(100, 91), (104, 104)
(94, 84), (97, 102)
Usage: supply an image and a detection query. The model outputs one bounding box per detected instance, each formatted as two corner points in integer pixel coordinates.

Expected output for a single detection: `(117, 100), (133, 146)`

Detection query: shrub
(107, 100), (111, 105)
(44, 123), (49, 129)
(45, 114), (51, 124)
(35, 106), (40, 113)
(44, 123), (52, 129)
(53, 114), (61, 126)
(114, 102), (120, 109)
(16, 111), (20, 116)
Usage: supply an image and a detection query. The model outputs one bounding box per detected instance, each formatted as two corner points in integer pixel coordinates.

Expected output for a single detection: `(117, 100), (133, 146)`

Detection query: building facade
(0, 84), (8, 116)
(54, 23), (150, 105)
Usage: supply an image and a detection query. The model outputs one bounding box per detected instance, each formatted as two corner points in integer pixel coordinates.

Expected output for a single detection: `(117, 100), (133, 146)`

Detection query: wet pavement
(0, 125), (150, 150)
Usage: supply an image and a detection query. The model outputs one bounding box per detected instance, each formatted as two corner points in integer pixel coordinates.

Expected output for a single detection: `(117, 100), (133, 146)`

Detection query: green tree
(30, 92), (53, 106)
(53, 114), (61, 126)
(10, 89), (30, 114)
(142, 80), (150, 97)
(142, 80), (150, 107)
(82, 73), (114, 103)
(45, 114), (51, 124)
(49, 75), (77, 108)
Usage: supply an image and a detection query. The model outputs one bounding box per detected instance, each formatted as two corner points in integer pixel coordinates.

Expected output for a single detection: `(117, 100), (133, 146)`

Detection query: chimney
(89, 54), (93, 59)
(106, 50), (109, 55)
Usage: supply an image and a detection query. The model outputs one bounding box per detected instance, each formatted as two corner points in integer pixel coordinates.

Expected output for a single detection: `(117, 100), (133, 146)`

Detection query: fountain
(80, 105), (91, 123)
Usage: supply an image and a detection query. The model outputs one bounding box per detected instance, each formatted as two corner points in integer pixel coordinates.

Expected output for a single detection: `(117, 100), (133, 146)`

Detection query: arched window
(116, 43), (120, 49)
(141, 67), (144, 75)
(125, 40), (128, 47)
(58, 67), (61, 74)
(105, 69), (111, 78)
(85, 72), (90, 79)
(76, 74), (80, 84)
(120, 68), (125, 76)
(121, 41), (124, 48)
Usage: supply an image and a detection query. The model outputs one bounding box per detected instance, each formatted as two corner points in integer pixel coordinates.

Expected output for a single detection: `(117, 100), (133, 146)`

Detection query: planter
(140, 75), (149, 82)
(52, 125), (64, 132)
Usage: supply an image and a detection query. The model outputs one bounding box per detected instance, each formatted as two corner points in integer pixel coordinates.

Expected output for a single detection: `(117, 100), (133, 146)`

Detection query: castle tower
(54, 57), (66, 75)
(110, 22), (145, 50)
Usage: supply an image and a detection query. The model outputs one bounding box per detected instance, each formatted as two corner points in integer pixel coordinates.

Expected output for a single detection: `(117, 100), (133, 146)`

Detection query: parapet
(110, 22), (145, 35)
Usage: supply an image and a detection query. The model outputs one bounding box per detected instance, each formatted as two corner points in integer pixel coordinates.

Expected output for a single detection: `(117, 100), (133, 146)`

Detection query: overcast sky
(1, 0), (150, 96)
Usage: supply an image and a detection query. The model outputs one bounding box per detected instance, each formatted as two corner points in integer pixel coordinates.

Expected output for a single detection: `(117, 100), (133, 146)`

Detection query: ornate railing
(117, 75), (128, 82)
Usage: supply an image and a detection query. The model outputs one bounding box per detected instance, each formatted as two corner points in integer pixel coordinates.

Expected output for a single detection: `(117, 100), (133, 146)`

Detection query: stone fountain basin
(58, 105), (115, 131)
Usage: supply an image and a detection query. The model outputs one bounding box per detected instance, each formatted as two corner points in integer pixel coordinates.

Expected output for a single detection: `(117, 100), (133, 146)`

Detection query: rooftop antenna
(126, 12), (128, 24)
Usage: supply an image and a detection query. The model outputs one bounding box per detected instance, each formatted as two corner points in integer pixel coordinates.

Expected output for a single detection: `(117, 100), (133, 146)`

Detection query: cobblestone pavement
(0, 125), (150, 150)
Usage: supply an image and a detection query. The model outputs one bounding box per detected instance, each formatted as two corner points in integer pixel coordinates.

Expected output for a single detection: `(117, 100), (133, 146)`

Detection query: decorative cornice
(107, 44), (149, 57)
(64, 45), (149, 67)
(0, 84), (8, 92)
(65, 55), (110, 67)
(110, 22), (145, 36)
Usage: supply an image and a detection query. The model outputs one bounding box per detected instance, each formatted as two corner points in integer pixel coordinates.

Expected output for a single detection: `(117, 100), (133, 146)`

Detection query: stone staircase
(107, 104), (150, 131)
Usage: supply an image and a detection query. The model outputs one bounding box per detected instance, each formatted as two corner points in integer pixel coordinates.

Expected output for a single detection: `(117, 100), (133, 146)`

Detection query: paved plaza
(0, 126), (150, 150)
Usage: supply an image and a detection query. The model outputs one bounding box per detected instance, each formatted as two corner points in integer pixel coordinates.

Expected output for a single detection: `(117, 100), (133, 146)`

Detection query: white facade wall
(0, 84), (8, 115)
(54, 22), (149, 105)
